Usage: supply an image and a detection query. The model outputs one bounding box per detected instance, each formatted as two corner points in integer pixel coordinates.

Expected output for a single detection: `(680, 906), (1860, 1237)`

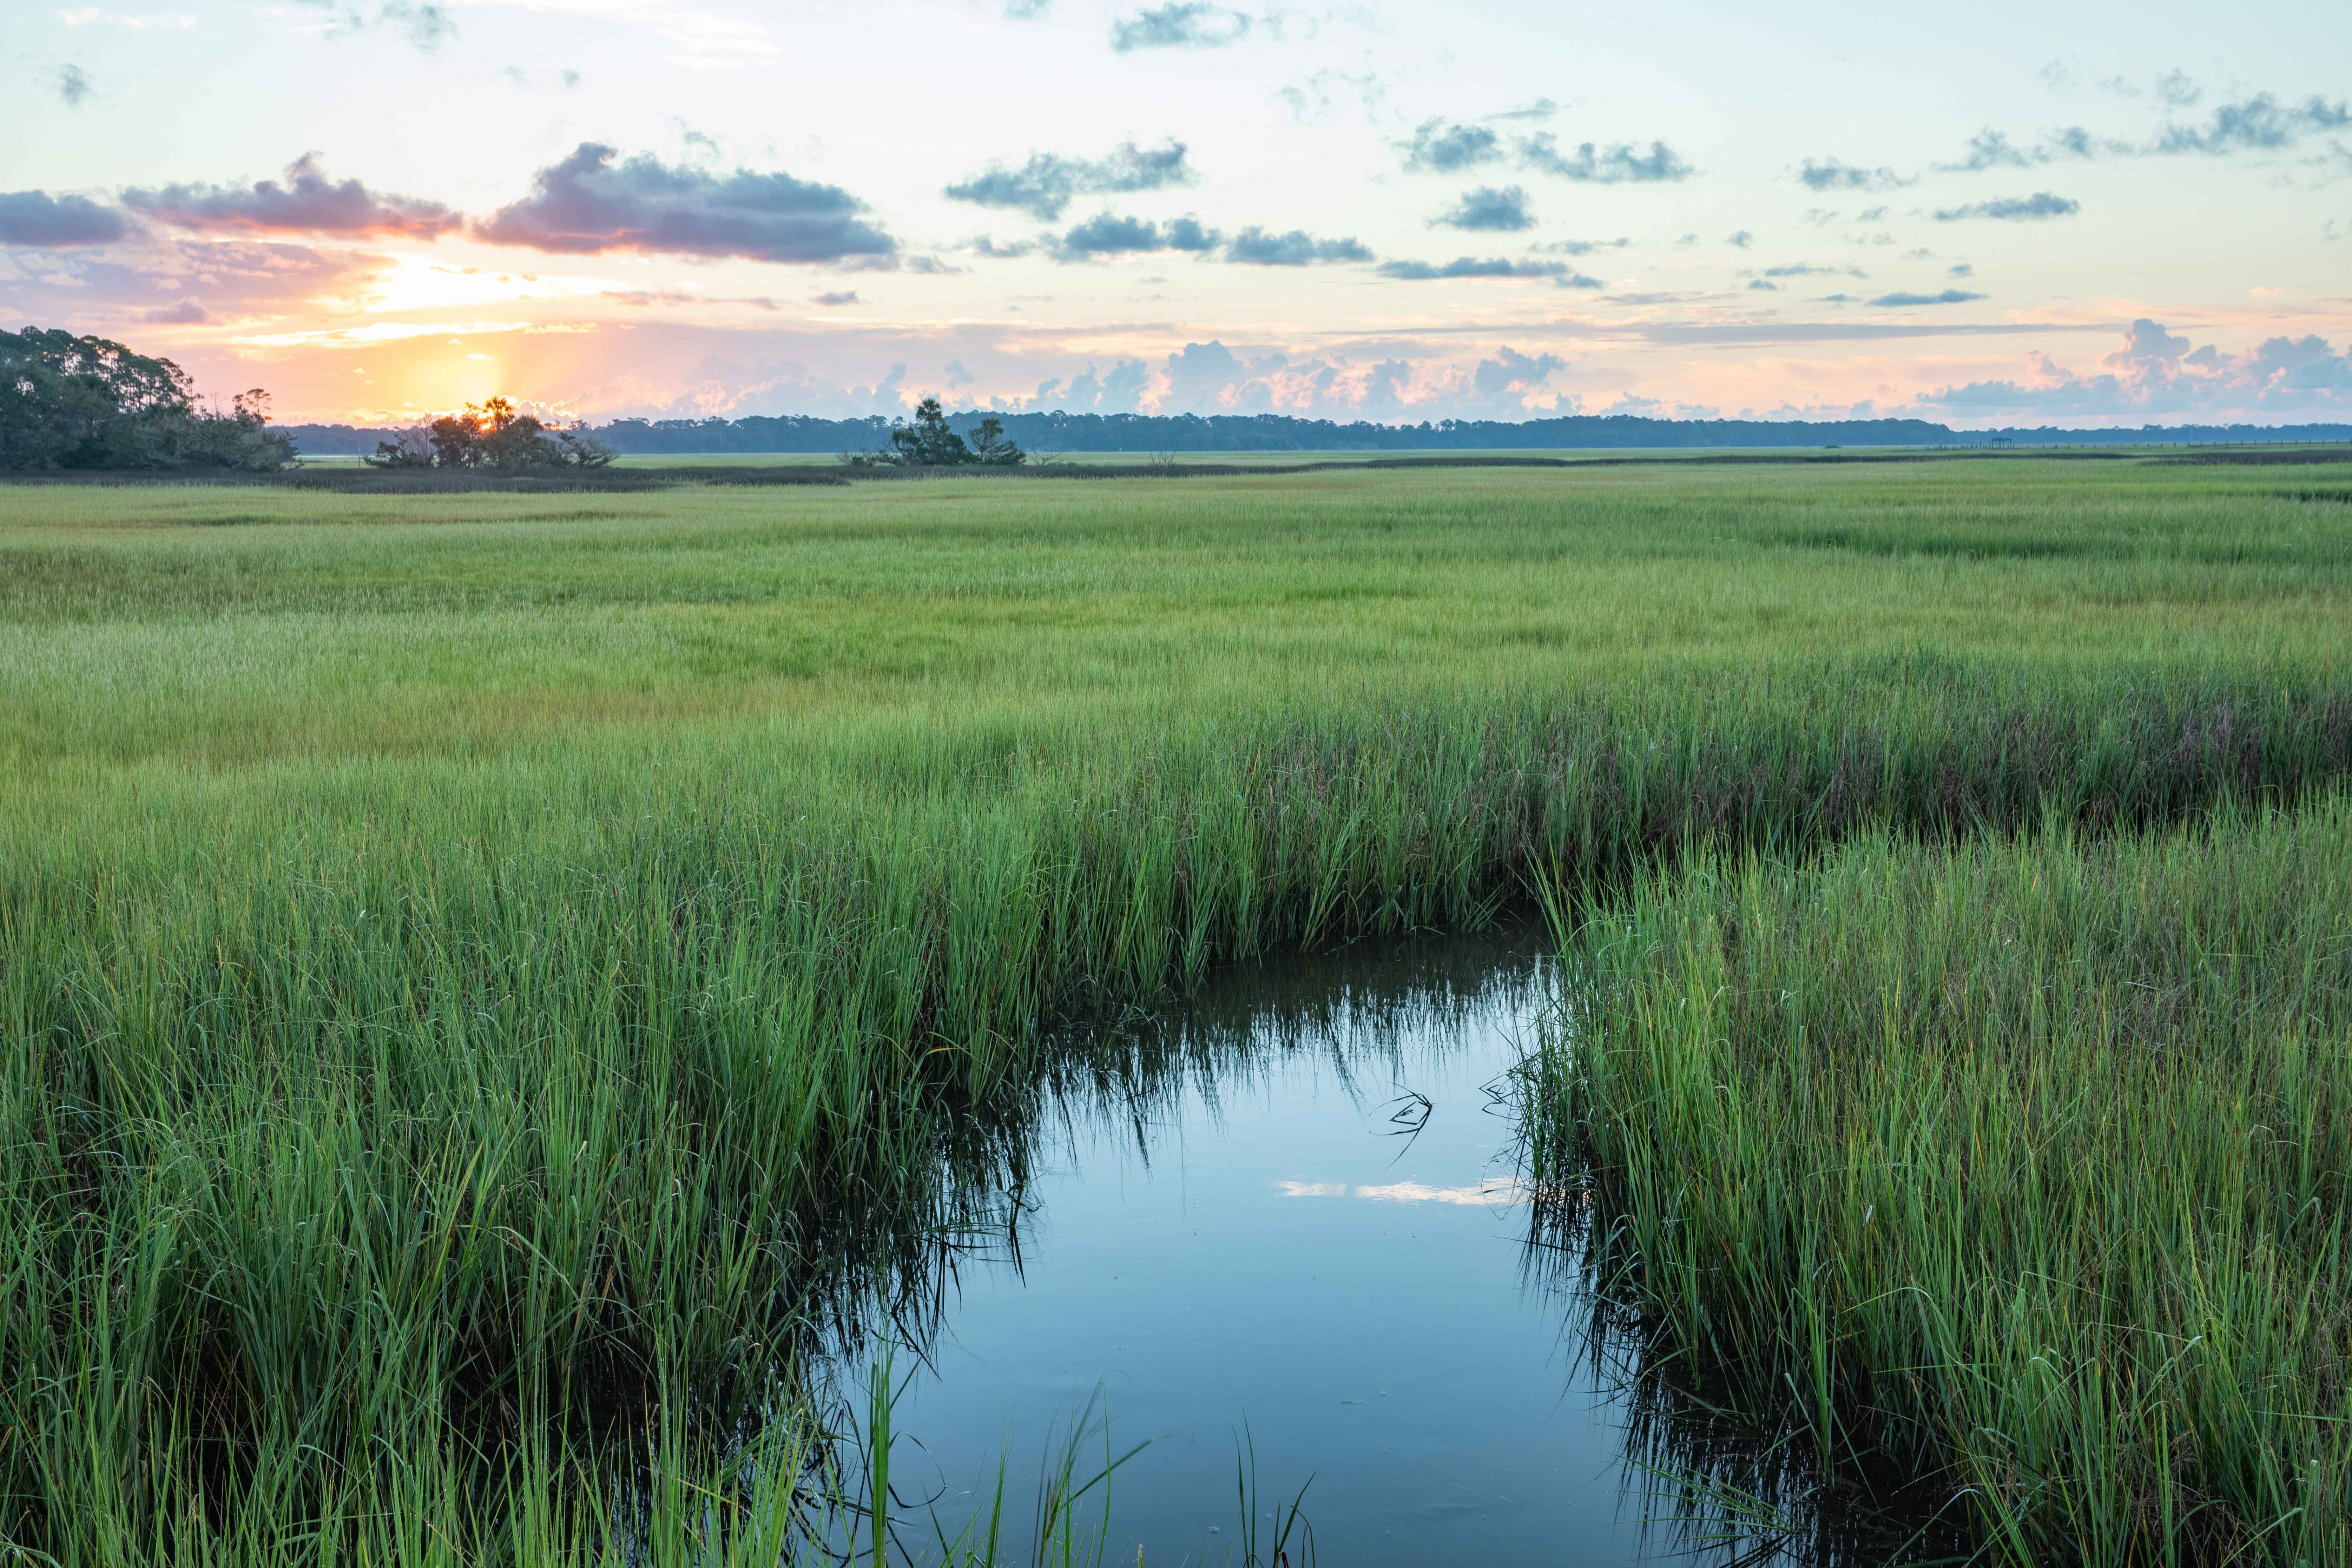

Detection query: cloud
(1035, 357), (1153, 412)
(944, 359), (975, 387)
(1933, 191), (2079, 221)
(1276, 66), (1388, 124)
(1938, 92), (2348, 173)
(1054, 211), (1219, 259)
(57, 64), (93, 106)
(1470, 345), (1565, 407)
(1399, 118), (1502, 173)
(140, 298), (210, 324)
(1761, 262), (1865, 278)
(1938, 126), (2102, 172)
(603, 288), (784, 310)
(1277, 1177), (1535, 1204)
(0, 189), (133, 247)
(1161, 338), (1250, 407)
(2236, 334), (2352, 395)
(121, 154), (462, 240)
(0, 235), (388, 336)
(376, 0), (452, 49)
(1915, 317), (2352, 421)
(1515, 133), (1692, 182)
(2153, 93), (2352, 155)
(1533, 237), (1629, 256)
(943, 139), (1192, 221)
(2111, 317), (2192, 369)
(1869, 288), (1986, 306)
(285, 0), (454, 51)
(1363, 318), (2090, 349)
(1351, 1180), (1528, 1205)
(2152, 70), (2202, 110)
(1746, 278), (1781, 291)
(55, 8), (193, 28)
(1431, 184), (1533, 232)
(1221, 225), (1372, 264)
(1797, 157), (1912, 191)
(607, 349), (944, 423)
(1725, 229), (1752, 248)
(1358, 357), (1411, 416)
(1376, 256), (1586, 282)
(1109, 2), (1249, 50)
(811, 290), (859, 306)
(1122, 338), (1589, 419)
(476, 143), (894, 264)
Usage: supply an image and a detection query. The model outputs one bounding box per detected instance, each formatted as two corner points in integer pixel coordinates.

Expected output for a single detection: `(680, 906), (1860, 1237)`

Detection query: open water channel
(804, 932), (1871, 1566)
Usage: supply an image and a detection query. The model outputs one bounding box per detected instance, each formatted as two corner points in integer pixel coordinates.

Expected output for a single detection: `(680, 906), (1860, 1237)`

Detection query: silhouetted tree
(853, 398), (1026, 467)
(0, 327), (295, 471)
(967, 415), (1026, 466)
(887, 397), (971, 465)
(366, 395), (614, 469)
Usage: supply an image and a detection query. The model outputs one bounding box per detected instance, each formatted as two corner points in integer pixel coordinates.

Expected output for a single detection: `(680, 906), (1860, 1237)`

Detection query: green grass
(2, 455), (2351, 1563)
(1535, 802), (2352, 1562)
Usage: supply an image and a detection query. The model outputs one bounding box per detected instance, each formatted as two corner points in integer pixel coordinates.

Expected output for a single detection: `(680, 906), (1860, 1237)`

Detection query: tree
(367, 395), (615, 470)
(0, 327), (294, 471)
(967, 415), (1026, 466)
(853, 398), (1026, 467)
(887, 397), (972, 466)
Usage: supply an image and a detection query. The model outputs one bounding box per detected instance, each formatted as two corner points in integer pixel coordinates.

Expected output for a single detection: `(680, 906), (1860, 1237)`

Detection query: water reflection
(805, 931), (1960, 1567)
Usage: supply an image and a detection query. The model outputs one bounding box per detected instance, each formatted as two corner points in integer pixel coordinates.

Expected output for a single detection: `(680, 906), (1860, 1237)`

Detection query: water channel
(811, 931), (1825, 1567)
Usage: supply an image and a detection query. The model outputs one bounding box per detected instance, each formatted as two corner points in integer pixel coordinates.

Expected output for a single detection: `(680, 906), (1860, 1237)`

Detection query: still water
(834, 934), (1734, 1566)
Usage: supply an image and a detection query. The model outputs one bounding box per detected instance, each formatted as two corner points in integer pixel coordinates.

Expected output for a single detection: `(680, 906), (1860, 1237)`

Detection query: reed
(1535, 800), (2352, 1563)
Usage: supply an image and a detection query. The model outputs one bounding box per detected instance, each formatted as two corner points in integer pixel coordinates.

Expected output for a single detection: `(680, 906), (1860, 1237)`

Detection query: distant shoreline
(272, 409), (2352, 460)
(8, 443), (2348, 492)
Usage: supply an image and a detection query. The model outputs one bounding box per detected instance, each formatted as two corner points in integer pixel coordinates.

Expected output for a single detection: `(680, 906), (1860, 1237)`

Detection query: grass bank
(2, 456), (2349, 1561)
(1534, 802), (2352, 1562)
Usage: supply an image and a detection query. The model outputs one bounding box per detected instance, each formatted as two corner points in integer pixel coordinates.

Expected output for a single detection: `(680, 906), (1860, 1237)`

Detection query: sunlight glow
(230, 320), (538, 348)
(360, 254), (645, 316)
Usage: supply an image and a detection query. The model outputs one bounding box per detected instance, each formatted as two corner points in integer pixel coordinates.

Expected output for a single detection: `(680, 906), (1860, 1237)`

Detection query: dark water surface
(840, 935), (1733, 1567)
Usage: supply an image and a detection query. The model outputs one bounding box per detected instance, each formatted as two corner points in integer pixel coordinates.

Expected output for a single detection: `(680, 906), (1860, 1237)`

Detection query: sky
(4, 0), (2349, 428)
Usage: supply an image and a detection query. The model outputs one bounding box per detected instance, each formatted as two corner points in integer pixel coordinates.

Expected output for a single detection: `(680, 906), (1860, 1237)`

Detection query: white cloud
(1277, 1178), (1534, 1205)
(1913, 317), (2352, 423)
(56, 7), (195, 25)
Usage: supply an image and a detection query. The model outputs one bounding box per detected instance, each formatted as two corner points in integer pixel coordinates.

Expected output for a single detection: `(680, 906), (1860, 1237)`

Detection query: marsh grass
(1534, 801), (2352, 1563)
(3, 459), (2351, 1561)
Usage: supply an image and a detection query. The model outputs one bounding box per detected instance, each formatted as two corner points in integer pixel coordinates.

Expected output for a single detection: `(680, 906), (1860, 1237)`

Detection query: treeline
(280, 409), (2352, 457)
(2, 328), (295, 472)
